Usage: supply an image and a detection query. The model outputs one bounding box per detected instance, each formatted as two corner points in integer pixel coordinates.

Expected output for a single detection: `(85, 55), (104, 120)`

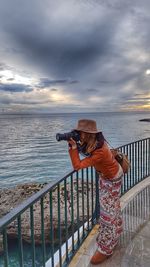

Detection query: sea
(0, 111), (150, 188)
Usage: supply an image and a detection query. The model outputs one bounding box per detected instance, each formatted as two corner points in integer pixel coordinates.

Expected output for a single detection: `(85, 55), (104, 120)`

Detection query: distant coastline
(139, 118), (150, 122)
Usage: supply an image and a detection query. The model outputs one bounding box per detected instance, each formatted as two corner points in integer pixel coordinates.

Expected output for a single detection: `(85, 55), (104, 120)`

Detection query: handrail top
(117, 137), (150, 149)
(0, 169), (75, 230)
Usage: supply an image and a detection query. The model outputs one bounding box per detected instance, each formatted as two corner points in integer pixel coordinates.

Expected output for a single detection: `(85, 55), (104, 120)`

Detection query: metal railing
(0, 137), (149, 267)
(119, 138), (150, 194)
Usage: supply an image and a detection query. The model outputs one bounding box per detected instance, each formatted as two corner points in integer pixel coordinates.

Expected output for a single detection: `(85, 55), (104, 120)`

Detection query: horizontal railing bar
(0, 169), (75, 230)
(117, 137), (150, 150)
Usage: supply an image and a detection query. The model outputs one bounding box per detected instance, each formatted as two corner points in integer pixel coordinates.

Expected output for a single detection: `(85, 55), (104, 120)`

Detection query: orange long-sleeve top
(69, 142), (119, 179)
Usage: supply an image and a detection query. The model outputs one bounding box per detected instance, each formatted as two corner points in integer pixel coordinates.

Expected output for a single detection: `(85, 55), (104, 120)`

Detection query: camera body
(56, 130), (80, 142)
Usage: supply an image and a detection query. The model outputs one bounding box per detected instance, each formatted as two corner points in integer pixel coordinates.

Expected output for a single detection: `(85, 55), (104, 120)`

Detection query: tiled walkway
(69, 178), (150, 267)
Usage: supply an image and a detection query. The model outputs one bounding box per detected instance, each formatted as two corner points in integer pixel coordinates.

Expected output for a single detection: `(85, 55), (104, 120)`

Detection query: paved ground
(69, 178), (150, 267)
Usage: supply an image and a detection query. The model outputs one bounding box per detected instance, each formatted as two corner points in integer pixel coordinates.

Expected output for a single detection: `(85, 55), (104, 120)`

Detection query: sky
(0, 0), (150, 114)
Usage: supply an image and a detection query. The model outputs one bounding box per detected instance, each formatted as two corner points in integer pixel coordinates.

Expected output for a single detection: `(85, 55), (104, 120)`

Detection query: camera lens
(56, 130), (80, 142)
(56, 133), (61, 141)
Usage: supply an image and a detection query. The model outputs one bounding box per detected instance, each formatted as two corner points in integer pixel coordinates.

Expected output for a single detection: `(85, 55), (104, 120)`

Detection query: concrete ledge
(68, 225), (99, 267)
(120, 176), (150, 210)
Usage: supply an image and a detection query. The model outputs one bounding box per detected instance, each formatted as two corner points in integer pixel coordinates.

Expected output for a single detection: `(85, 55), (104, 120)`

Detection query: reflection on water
(0, 239), (58, 267)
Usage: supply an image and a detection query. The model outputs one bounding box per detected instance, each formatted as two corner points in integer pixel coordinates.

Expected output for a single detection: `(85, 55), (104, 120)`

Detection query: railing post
(149, 138), (150, 176)
(95, 171), (100, 222)
(3, 229), (8, 267)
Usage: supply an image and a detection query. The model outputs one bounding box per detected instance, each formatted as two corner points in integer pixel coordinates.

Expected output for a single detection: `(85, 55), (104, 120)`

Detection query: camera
(56, 130), (80, 142)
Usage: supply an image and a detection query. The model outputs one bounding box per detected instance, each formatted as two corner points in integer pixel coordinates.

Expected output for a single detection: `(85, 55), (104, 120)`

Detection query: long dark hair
(79, 131), (105, 155)
(96, 132), (105, 148)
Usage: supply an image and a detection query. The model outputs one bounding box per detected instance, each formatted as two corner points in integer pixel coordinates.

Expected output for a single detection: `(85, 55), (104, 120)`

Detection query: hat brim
(74, 127), (101, 134)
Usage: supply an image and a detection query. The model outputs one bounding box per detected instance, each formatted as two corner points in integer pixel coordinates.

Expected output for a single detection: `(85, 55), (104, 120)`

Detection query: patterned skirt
(96, 165), (123, 255)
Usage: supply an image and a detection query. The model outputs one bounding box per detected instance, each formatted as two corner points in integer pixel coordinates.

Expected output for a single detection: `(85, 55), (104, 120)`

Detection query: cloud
(0, 0), (150, 112)
(0, 82), (32, 92)
(51, 88), (57, 92)
(0, 63), (8, 71)
(7, 78), (14, 81)
(0, 1), (120, 77)
(38, 78), (79, 88)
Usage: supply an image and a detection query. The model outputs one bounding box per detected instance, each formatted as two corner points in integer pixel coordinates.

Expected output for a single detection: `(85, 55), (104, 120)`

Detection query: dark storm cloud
(38, 78), (79, 88)
(0, 0), (150, 112)
(0, 83), (32, 92)
(9, 26), (112, 78)
(0, 0), (121, 78)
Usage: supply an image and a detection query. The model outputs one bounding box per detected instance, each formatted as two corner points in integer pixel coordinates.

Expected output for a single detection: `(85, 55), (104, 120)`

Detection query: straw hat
(74, 119), (101, 133)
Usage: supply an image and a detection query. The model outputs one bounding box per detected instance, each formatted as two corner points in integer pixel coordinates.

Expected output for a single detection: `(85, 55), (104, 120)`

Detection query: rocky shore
(139, 118), (150, 122)
(0, 182), (95, 254)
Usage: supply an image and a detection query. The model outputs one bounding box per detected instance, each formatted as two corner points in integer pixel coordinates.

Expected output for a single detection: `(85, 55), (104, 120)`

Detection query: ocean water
(0, 112), (150, 188)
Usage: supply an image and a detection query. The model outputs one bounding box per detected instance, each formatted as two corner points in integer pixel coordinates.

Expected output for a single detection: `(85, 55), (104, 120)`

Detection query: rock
(0, 182), (96, 251)
(139, 118), (150, 122)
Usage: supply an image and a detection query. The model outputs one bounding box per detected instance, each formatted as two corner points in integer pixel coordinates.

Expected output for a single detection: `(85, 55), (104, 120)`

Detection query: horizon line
(0, 110), (150, 115)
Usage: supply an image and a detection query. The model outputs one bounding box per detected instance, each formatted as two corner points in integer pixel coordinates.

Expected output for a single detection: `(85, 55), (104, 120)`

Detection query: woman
(68, 119), (123, 265)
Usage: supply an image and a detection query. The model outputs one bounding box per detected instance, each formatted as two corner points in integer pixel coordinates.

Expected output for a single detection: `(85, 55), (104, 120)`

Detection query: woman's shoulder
(92, 142), (108, 154)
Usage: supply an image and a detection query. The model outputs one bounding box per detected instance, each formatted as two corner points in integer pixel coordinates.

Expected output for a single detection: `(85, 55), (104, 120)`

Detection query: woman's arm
(68, 139), (103, 170)
(69, 148), (95, 170)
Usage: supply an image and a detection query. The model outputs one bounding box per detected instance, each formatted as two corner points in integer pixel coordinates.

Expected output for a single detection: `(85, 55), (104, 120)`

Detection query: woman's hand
(68, 138), (77, 149)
